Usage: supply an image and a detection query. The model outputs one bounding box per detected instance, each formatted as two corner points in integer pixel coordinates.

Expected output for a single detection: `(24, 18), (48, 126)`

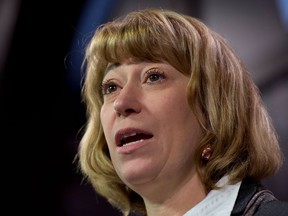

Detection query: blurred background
(0, 0), (287, 215)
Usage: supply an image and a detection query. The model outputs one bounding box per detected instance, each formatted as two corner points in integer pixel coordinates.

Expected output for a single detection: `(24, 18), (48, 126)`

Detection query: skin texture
(100, 60), (206, 215)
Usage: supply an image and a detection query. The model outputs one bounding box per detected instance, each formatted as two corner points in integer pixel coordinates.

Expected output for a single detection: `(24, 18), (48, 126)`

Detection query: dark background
(0, 0), (287, 215)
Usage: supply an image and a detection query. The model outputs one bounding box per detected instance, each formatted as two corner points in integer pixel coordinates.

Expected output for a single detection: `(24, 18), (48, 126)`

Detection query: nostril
(116, 108), (137, 117)
(114, 107), (137, 117)
(125, 108), (136, 114)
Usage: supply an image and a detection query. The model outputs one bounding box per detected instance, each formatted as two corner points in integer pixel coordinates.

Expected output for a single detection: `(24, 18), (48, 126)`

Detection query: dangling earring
(201, 146), (212, 161)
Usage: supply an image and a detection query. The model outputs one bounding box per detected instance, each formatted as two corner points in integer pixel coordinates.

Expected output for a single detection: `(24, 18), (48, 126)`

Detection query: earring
(201, 147), (212, 161)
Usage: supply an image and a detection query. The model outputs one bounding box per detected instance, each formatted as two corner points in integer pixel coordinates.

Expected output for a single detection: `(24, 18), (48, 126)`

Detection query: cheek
(100, 105), (114, 143)
(100, 103), (113, 125)
(160, 90), (191, 117)
(100, 106), (107, 130)
(160, 90), (202, 140)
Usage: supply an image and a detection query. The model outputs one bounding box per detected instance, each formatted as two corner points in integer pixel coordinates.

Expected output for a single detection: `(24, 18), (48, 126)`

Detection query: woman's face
(100, 61), (203, 191)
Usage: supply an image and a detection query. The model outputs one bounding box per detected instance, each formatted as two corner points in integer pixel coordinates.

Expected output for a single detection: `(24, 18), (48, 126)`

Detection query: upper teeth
(122, 132), (137, 139)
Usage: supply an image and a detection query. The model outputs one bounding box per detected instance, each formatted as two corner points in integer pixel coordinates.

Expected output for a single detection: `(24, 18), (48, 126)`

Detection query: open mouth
(117, 132), (153, 146)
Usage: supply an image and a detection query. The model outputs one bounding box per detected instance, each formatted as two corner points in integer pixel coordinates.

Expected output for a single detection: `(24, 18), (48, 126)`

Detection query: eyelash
(145, 68), (165, 84)
(101, 79), (117, 95)
(101, 68), (166, 95)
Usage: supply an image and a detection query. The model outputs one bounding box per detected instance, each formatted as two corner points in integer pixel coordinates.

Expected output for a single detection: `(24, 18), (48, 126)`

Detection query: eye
(145, 68), (165, 84)
(101, 80), (118, 95)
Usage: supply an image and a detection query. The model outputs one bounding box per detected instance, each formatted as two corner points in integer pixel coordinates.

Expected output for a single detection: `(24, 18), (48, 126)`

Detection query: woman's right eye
(101, 81), (118, 95)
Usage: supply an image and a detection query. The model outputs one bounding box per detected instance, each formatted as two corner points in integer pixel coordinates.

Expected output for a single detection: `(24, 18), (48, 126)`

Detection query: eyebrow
(104, 63), (120, 75)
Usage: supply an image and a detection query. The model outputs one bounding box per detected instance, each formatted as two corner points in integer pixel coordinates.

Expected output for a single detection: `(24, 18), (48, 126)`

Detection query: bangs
(98, 22), (172, 62)
(92, 12), (190, 73)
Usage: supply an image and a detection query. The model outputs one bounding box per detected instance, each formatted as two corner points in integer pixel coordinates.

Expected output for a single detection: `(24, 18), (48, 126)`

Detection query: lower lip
(116, 139), (149, 154)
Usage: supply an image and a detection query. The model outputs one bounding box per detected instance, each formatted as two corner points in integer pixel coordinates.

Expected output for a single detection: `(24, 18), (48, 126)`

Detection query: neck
(142, 174), (206, 216)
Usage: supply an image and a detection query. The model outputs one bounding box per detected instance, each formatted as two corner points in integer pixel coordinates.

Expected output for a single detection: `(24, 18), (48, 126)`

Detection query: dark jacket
(231, 178), (288, 216)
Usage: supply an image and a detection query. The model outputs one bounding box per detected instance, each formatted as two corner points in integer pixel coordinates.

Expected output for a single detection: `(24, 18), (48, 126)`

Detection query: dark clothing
(231, 178), (288, 216)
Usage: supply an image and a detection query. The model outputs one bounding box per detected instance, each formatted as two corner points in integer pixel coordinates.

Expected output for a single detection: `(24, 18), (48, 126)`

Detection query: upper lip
(115, 128), (153, 146)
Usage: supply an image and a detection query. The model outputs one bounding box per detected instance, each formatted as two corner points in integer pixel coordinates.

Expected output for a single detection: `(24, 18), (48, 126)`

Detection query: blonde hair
(78, 8), (282, 215)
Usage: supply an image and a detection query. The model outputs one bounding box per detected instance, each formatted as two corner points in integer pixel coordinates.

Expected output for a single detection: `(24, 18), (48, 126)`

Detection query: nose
(113, 83), (141, 117)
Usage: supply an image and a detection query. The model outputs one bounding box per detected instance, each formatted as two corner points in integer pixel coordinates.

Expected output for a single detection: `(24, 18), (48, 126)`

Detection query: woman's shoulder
(254, 199), (288, 216)
(245, 189), (288, 216)
(231, 177), (288, 216)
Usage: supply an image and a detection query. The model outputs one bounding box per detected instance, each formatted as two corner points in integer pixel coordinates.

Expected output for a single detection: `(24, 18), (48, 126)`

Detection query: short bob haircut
(78, 8), (282, 216)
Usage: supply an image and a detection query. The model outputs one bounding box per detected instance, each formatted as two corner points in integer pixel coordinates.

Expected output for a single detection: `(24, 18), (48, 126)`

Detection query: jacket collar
(231, 178), (259, 215)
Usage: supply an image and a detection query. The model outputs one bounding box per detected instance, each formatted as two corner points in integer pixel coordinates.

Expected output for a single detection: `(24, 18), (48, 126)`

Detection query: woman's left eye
(146, 69), (165, 84)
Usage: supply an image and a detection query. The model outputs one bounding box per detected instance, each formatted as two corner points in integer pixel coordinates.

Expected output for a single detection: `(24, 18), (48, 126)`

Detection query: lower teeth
(123, 139), (144, 146)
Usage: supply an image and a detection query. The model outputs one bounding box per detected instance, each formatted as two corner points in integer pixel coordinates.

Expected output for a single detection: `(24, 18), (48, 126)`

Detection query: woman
(77, 8), (288, 216)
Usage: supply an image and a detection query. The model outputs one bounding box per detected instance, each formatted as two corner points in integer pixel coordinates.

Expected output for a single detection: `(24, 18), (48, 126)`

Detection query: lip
(115, 127), (153, 154)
